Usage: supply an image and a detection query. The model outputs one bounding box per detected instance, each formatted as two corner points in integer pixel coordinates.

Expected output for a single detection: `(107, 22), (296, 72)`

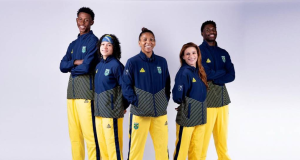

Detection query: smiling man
(59, 7), (100, 160)
(199, 20), (235, 160)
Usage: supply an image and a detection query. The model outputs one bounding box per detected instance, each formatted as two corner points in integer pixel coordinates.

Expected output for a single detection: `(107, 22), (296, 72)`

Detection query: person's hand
(124, 110), (127, 114)
(74, 60), (84, 65)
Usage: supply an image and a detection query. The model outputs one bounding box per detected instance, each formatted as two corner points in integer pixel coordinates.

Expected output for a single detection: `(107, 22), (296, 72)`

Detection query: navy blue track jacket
(172, 63), (207, 127)
(199, 41), (235, 85)
(199, 40), (235, 107)
(122, 51), (171, 117)
(94, 56), (129, 118)
(60, 31), (98, 100)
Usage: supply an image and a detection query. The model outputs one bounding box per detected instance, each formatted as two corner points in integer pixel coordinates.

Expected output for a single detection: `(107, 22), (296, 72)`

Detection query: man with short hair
(199, 20), (235, 160)
(60, 7), (100, 160)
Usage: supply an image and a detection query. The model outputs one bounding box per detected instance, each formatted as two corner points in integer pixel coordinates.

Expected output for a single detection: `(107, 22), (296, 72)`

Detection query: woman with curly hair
(172, 42), (208, 160)
(94, 34), (128, 160)
(122, 27), (171, 160)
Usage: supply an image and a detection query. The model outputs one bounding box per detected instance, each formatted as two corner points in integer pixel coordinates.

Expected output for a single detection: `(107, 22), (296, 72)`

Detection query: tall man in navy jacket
(59, 7), (100, 160)
(199, 20), (235, 160)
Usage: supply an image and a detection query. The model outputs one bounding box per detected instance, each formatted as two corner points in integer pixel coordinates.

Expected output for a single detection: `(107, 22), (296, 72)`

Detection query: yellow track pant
(67, 99), (100, 160)
(173, 124), (205, 160)
(128, 114), (169, 160)
(201, 105), (231, 160)
(96, 117), (123, 160)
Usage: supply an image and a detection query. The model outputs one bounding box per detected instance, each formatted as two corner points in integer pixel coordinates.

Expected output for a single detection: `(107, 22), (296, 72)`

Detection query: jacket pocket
(187, 103), (191, 119)
(89, 74), (93, 90)
(111, 94), (114, 110)
(135, 94), (139, 107)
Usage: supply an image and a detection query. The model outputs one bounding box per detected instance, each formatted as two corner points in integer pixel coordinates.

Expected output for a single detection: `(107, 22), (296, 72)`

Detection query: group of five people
(60, 7), (235, 160)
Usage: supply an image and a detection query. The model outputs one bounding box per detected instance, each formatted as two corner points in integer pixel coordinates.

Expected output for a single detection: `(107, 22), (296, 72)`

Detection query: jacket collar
(202, 40), (218, 48)
(182, 62), (197, 72)
(77, 30), (93, 39)
(139, 51), (155, 62)
(101, 55), (115, 64)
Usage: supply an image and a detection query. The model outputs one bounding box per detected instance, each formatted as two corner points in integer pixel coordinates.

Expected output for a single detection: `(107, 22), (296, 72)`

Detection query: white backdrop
(0, 0), (299, 160)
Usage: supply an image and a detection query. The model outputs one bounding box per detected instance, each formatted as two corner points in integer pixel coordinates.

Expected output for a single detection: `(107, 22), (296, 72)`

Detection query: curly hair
(201, 20), (216, 32)
(179, 42), (208, 89)
(77, 7), (95, 20)
(138, 27), (155, 41)
(97, 34), (121, 60)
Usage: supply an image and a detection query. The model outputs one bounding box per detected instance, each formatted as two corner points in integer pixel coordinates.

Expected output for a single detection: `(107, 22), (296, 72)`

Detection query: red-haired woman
(172, 42), (208, 160)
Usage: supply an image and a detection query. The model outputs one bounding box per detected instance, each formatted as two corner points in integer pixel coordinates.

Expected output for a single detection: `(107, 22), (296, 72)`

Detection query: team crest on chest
(71, 49), (73, 54)
(96, 69), (98, 74)
(221, 56), (226, 63)
(104, 69), (110, 76)
(134, 122), (139, 130)
(157, 66), (162, 74)
(82, 46), (86, 53)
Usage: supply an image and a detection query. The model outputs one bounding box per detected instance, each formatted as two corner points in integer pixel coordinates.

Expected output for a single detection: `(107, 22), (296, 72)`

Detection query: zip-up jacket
(199, 40), (235, 107)
(173, 63), (207, 127)
(60, 31), (98, 100)
(122, 51), (171, 117)
(94, 56), (129, 118)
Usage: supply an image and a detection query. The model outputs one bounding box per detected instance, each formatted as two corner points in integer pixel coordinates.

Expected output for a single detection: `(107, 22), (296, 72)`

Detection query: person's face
(100, 42), (113, 59)
(182, 47), (198, 67)
(139, 32), (156, 54)
(201, 24), (217, 42)
(76, 12), (94, 35)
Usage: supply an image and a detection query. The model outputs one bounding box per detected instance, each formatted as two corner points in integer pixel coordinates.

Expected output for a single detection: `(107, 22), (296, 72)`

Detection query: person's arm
(121, 60), (138, 106)
(114, 64), (130, 110)
(172, 73), (189, 104)
(71, 38), (98, 76)
(165, 60), (171, 101)
(201, 51), (226, 80)
(60, 43), (75, 73)
(213, 52), (235, 85)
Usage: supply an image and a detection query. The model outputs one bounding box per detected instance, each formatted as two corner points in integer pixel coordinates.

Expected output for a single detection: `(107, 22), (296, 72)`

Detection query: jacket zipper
(148, 61), (157, 116)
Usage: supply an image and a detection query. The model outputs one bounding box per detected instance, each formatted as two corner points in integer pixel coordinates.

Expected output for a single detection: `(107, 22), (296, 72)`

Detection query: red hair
(179, 42), (208, 89)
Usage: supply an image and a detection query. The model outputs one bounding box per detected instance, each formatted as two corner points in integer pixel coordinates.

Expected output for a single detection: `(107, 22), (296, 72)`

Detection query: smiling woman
(122, 27), (171, 160)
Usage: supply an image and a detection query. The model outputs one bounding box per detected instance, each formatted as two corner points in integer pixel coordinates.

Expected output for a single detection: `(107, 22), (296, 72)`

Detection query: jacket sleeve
(165, 60), (171, 102)
(60, 43), (75, 73)
(113, 64), (130, 110)
(201, 51), (226, 81)
(71, 38), (98, 76)
(213, 52), (235, 85)
(172, 73), (189, 104)
(121, 60), (138, 106)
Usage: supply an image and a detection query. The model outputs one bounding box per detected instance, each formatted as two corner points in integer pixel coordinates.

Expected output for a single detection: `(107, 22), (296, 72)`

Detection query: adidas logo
(192, 78), (196, 82)
(107, 124), (111, 128)
(206, 58), (211, 63)
(165, 121), (168, 125)
(140, 68), (145, 73)
(71, 49), (73, 54)
(84, 100), (89, 103)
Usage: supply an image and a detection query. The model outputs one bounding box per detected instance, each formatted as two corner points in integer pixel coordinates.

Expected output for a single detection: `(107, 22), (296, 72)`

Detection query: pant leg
(96, 117), (108, 160)
(128, 114), (151, 160)
(173, 124), (194, 160)
(67, 99), (85, 160)
(213, 105), (231, 160)
(101, 118), (123, 160)
(75, 99), (100, 160)
(188, 124), (205, 160)
(149, 115), (169, 160)
(200, 108), (218, 160)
